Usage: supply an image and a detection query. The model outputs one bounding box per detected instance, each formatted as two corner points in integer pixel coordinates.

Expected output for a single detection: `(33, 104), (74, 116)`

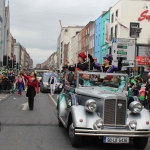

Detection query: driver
(79, 74), (92, 87)
(88, 54), (122, 73)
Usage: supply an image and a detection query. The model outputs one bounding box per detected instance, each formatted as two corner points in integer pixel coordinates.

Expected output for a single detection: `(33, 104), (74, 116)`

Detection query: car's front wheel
(69, 123), (82, 147)
(133, 137), (148, 149)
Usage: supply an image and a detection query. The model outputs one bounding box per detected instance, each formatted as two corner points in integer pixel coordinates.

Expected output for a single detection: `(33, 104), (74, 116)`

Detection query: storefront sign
(138, 10), (150, 21)
(112, 38), (135, 67)
(136, 56), (150, 64)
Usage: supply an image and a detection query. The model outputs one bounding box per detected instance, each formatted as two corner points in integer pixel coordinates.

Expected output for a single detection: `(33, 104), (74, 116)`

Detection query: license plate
(103, 137), (129, 143)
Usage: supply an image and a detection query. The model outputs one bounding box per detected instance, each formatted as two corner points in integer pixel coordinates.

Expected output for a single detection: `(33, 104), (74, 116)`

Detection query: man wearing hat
(64, 52), (88, 71)
(88, 54), (122, 73)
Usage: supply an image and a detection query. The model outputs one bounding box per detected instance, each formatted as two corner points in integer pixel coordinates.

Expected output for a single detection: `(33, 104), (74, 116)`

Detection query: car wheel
(69, 123), (82, 147)
(133, 137), (148, 149)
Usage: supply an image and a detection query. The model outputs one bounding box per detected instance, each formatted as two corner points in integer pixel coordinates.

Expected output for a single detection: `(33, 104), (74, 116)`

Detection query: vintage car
(57, 71), (150, 149)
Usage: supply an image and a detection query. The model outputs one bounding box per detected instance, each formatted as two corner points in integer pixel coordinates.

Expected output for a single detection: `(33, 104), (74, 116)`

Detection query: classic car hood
(75, 86), (126, 99)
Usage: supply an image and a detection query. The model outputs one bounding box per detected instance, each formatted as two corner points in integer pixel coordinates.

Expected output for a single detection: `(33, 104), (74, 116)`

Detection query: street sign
(112, 38), (135, 67)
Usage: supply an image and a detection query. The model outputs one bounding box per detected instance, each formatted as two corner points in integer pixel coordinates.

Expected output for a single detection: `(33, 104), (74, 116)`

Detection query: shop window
(111, 13), (114, 23)
(130, 23), (140, 37)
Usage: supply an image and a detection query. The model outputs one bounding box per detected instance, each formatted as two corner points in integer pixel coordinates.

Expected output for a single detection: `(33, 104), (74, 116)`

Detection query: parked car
(40, 72), (60, 93)
(57, 71), (150, 149)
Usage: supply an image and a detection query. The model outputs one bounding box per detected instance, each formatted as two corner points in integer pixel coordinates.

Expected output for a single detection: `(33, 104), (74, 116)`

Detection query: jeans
(50, 84), (55, 94)
(18, 82), (23, 94)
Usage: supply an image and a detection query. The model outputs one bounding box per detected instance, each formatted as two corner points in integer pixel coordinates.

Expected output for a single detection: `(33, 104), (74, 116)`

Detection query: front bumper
(75, 129), (150, 137)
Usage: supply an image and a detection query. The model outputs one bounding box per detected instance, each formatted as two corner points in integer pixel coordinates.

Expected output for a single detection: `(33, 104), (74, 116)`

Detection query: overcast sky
(8, 0), (119, 67)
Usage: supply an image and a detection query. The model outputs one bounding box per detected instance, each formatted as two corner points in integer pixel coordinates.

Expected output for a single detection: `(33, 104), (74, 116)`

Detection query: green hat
(2, 71), (7, 74)
(137, 74), (141, 78)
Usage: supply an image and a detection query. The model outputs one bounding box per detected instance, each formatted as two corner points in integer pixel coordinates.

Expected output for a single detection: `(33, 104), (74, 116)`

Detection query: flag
(115, 17), (129, 30)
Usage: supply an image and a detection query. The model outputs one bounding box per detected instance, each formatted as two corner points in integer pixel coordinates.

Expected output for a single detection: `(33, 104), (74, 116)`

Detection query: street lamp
(134, 28), (142, 75)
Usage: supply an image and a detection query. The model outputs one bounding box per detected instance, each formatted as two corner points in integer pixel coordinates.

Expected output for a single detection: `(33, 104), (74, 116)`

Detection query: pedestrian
(48, 73), (57, 95)
(15, 74), (25, 95)
(21, 69), (39, 111)
(139, 85), (146, 106)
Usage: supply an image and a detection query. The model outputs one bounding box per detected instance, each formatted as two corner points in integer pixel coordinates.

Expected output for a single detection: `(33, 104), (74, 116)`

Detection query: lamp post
(134, 28), (142, 75)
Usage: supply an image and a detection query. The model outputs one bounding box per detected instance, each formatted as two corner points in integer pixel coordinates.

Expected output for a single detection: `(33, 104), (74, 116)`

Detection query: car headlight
(129, 101), (142, 114)
(129, 120), (137, 130)
(85, 99), (97, 112)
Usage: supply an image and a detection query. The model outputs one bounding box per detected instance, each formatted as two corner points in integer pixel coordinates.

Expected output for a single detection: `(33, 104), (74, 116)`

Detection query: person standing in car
(48, 73), (57, 95)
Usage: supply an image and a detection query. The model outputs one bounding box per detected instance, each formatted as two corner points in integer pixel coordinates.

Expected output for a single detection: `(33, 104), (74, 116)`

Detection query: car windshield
(43, 75), (50, 82)
(76, 72), (128, 93)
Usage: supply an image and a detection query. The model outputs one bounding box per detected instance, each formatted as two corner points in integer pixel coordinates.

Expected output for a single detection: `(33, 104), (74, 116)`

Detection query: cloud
(8, 0), (119, 66)
(26, 48), (56, 67)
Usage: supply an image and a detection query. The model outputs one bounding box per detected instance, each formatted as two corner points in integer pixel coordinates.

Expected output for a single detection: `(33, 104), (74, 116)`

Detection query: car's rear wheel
(69, 123), (82, 147)
(133, 137), (148, 149)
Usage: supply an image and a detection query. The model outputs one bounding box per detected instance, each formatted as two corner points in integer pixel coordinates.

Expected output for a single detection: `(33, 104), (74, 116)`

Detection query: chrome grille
(104, 99), (126, 125)
(116, 100), (126, 125)
(104, 99), (116, 124)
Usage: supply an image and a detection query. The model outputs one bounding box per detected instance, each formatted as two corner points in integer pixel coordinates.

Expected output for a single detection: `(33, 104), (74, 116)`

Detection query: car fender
(127, 108), (150, 130)
(71, 105), (99, 129)
(58, 93), (67, 117)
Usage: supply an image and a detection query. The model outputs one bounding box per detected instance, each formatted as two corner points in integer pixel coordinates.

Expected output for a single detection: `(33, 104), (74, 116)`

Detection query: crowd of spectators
(0, 69), (16, 92)
(127, 73), (150, 110)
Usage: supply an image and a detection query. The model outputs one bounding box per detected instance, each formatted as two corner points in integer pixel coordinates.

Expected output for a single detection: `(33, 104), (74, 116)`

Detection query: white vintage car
(57, 72), (150, 149)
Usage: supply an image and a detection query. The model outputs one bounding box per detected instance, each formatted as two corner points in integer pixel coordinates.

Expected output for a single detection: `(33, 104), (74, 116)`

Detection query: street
(0, 92), (149, 150)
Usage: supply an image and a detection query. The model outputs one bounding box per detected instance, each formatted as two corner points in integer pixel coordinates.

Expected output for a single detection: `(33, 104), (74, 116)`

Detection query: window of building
(111, 27), (113, 39)
(111, 13), (114, 23)
(116, 10), (118, 17)
(93, 39), (94, 48)
(88, 28), (89, 34)
(130, 22), (140, 37)
(115, 25), (118, 38)
(96, 36), (97, 46)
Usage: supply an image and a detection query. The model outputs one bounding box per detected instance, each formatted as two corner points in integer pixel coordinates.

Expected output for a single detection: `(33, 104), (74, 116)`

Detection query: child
(15, 74), (25, 95)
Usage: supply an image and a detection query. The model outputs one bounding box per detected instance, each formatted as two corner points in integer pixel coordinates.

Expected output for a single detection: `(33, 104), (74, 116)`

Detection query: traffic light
(8, 60), (12, 68)
(13, 60), (16, 68)
(16, 62), (19, 69)
(3, 56), (7, 66)
(138, 66), (144, 74)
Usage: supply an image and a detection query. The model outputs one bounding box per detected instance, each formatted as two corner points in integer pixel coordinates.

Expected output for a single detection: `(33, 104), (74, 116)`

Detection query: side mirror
(68, 72), (74, 83)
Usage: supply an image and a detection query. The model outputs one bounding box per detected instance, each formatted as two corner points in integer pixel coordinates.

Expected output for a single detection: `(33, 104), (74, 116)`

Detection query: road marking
(22, 102), (28, 110)
(48, 94), (57, 106)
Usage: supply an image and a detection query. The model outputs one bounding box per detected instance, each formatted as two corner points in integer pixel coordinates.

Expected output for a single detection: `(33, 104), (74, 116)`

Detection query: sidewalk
(0, 93), (10, 103)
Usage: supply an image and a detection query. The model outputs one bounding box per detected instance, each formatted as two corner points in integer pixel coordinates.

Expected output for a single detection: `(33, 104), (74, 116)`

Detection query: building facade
(100, 10), (110, 64)
(89, 22), (95, 58)
(94, 16), (102, 63)
(110, 0), (150, 69)
(0, 1), (11, 66)
(57, 26), (84, 70)
(14, 43), (21, 64)
(81, 28), (86, 53)
(84, 21), (95, 59)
